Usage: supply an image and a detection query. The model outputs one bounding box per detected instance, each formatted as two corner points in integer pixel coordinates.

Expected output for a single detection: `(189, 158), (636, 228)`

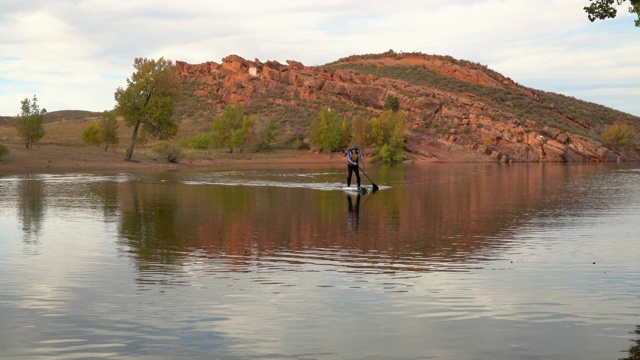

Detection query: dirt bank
(0, 142), (361, 175)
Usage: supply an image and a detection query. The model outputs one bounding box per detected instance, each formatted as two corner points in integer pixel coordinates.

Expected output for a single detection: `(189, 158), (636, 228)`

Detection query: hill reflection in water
(112, 163), (622, 274)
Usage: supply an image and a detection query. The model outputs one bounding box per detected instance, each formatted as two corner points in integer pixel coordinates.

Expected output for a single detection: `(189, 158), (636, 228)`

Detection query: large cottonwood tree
(115, 57), (181, 161)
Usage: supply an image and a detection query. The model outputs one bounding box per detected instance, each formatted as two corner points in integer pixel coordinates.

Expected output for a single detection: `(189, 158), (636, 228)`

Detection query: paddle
(358, 166), (379, 192)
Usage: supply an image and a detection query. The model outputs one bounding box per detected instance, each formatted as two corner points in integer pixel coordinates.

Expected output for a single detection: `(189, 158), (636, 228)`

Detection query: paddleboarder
(346, 145), (363, 188)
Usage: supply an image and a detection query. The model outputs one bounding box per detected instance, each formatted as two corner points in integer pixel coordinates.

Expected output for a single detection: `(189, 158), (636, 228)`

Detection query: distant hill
(173, 51), (640, 162)
(42, 110), (102, 123)
(1, 110), (101, 125)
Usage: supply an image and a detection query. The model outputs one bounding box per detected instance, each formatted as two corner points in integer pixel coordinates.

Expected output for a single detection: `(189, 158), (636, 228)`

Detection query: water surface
(1, 163), (639, 359)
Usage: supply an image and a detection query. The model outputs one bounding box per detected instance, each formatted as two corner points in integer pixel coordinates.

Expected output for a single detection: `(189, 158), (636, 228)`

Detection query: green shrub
(179, 133), (210, 149)
(82, 123), (102, 146)
(291, 138), (304, 150)
(384, 95), (399, 112)
(377, 143), (404, 163)
(152, 142), (182, 163)
(0, 144), (9, 160)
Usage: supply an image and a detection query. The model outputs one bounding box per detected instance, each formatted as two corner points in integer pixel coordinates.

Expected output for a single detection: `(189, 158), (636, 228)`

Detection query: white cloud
(1, 0), (639, 116)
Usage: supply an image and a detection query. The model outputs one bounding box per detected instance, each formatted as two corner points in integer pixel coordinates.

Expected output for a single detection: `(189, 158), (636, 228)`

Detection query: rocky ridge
(175, 52), (640, 162)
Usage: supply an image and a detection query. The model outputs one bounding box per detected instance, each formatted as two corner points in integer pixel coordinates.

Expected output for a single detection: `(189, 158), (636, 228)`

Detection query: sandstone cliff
(175, 52), (640, 162)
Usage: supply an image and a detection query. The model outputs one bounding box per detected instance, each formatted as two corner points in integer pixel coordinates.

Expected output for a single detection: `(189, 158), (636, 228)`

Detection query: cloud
(1, 0), (639, 116)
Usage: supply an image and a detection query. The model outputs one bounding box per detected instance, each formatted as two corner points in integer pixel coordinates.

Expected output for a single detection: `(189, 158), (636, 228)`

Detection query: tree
(82, 123), (101, 146)
(15, 95), (46, 149)
(603, 121), (635, 148)
(114, 57), (181, 161)
(211, 105), (237, 151)
(230, 114), (256, 153)
(350, 114), (369, 148)
(82, 111), (120, 151)
(209, 105), (244, 152)
(210, 105), (246, 153)
(308, 108), (349, 152)
(98, 110), (120, 151)
(584, 0), (640, 26)
(357, 110), (408, 163)
(254, 117), (278, 151)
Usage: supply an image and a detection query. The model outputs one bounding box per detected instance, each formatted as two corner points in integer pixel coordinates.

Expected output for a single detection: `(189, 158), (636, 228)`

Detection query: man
(346, 145), (363, 188)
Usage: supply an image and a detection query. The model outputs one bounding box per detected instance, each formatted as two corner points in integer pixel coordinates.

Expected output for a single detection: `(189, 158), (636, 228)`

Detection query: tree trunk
(125, 123), (140, 161)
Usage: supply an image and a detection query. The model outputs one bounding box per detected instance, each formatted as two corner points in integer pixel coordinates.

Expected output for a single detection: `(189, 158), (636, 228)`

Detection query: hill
(173, 51), (640, 162)
(41, 110), (103, 123)
(0, 110), (102, 126)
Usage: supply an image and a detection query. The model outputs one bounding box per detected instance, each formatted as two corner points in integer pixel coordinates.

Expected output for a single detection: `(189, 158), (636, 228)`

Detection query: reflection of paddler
(347, 193), (361, 232)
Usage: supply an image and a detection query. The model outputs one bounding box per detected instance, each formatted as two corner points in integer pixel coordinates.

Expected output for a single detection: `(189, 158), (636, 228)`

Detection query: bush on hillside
(0, 144), (9, 160)
(603, 122), (636, 149)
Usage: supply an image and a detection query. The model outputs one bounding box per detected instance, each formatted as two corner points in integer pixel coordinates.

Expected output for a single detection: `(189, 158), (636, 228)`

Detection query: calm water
(1, 163), (639, 360)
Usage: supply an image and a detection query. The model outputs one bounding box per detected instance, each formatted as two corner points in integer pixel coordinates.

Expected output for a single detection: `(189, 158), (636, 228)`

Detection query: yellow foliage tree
(352, 110), (407, 162)
(603, 122), (635, 149)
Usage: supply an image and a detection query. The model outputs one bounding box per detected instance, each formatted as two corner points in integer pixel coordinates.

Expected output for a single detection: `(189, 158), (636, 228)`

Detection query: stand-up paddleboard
(341, 185), (373, 194)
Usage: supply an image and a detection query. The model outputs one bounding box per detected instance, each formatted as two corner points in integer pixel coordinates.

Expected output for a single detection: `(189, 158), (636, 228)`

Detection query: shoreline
(0, 143), (353, 176)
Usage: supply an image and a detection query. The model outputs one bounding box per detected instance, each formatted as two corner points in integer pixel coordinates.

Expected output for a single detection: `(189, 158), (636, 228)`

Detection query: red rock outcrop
(175, 52), (638, 162)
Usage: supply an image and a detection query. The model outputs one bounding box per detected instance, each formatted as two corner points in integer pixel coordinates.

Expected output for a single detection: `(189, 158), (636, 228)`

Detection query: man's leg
(347, 165), (352, 187)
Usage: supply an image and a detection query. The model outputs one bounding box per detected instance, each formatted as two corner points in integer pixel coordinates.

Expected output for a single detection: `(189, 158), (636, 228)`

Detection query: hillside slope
(175, 51), (640, 162)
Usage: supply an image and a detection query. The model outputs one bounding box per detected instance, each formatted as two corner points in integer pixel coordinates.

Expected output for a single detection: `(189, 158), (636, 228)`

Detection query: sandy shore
(0, 142), (350, 175)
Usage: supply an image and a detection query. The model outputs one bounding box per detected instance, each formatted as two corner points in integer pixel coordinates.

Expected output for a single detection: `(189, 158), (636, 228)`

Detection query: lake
(1, 162), (639, 360)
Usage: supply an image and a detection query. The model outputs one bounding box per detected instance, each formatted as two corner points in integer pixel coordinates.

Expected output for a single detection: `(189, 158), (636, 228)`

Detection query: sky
(1, 0), (639, 117)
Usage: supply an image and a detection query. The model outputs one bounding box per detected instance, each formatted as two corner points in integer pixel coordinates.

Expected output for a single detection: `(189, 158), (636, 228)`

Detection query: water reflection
(2, 164), (640, 359)
(18, 176), (45, 244)
(119, 182), (180, 262)
(621, 325), (640, 360)
(347, 194), (361, 232)
(5, 164), (638, 273)
(87, 180), (120, 223)
(109, 163), (640, 276)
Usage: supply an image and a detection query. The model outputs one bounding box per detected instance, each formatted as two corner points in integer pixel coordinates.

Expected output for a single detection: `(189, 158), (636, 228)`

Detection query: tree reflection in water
(18, 176), (44, 244)
(620, 325), (640, 360)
